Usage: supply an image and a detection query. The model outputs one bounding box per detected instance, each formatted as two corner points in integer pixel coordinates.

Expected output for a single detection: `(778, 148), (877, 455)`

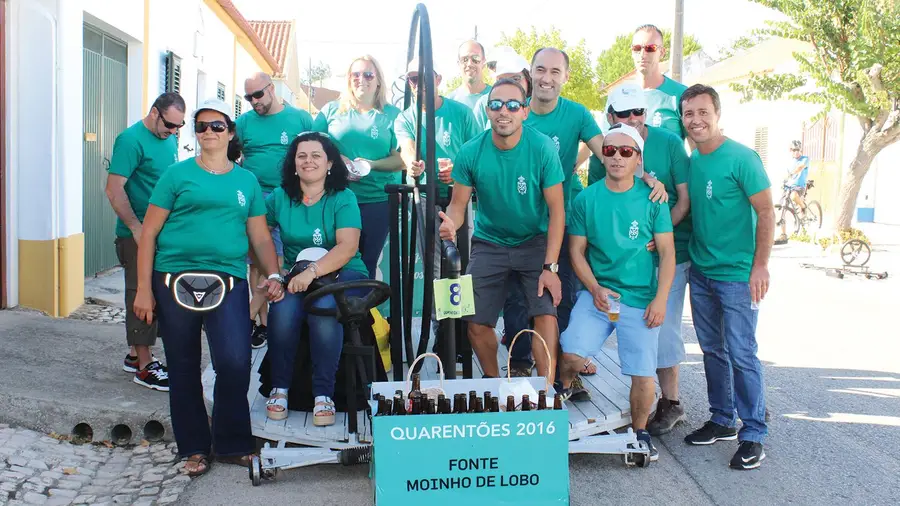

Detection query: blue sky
(234, 0), (786, 89)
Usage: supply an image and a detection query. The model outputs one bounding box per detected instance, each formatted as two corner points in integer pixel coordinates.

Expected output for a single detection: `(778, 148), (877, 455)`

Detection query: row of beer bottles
(374, 389), (563, 416)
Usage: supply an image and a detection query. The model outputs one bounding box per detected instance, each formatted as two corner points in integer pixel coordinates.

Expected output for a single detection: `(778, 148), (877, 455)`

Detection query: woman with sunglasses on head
(133, 98), (285, 477)
(262, 132), (370, 425)
(312, 55), (403, 278)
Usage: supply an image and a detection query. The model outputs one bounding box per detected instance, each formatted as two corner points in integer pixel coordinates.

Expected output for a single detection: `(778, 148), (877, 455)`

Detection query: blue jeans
(267, 269), (369, 398)
(689, 268), (767, 443)
(358, 201), (390, 279)
(504, 233), (578, 363)
(152, 272), (253, 458)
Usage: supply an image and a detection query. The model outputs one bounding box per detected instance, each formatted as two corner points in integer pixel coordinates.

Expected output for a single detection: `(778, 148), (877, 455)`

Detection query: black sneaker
(506, 360), (534, 378)
(635, 429), (659, 462)
(730, 441), (766, 470)
(123, 353), (159, 373)
(648, 398), (686, 436)
(251, 324), (268, 349)
(133, 361), (170, 392)
(684, 420), (738, 445)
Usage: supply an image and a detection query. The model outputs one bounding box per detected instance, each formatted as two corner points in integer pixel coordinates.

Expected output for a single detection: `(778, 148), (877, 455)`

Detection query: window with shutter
(164, 51), (182, 94)
(216, 82), (226, 101)
(754, 127), (768, 170)
(234, 95), (243, 117)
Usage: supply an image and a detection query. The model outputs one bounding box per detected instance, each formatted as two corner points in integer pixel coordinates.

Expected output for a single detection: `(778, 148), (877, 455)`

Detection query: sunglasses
(156, 107), (185, 130)
(194, 120), (228, 134)
(601, 145), (641, 158)
(631, 44), (660, 53)
(459, 55), (483, 65)
(487, 99), (524, 113)
(612, 108), (646, 119)
(244, 84), (270, 101)
(350, 71), (376, 82)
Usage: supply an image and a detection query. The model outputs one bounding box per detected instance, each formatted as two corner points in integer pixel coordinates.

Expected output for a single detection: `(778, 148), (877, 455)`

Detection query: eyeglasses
(612, 108), (646, 119)
(244, 84), (270, 101)
(601, 145), (641, 158)
(156, 107), (185, 130)
(194, 120), (228, 134)
(459, 55), (483, 65)
(350, 71), (376, 82)
(631, 44), (660, 53)
(487, 99), (524, 113)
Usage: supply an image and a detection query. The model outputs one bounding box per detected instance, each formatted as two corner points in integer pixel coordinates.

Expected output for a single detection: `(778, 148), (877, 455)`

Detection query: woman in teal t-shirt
(133, 98), (285, 477)
(312, 55), (402, 278)
(263, 132), (370, 427)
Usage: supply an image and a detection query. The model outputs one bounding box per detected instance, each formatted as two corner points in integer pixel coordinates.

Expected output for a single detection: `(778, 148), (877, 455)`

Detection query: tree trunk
(834, 132), (885, 231)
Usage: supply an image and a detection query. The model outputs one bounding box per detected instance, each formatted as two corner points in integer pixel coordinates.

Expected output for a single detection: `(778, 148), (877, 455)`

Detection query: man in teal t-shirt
(680, 84), (774, 471)
(105, 92), (183, 389)
(438, 78), (566, 385)
(447, 40), (492, 111)
(560, 122), (675, 463)
(238, 72), (314, 348)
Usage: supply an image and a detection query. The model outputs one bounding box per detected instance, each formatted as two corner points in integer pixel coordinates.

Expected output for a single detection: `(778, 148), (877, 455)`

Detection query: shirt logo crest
(312, 228), (323, 246)
(628, 220), (639, 240)
(706, 180), (713, 200)
(441, 130), (451, 147)
(652, 111), (663, 127)
(517, 176), (527, 195)
(280, 131), (289, 145)
(370, 125), (379, 139)
(237, 190), (246, 207)
(552, 135), (560, 152)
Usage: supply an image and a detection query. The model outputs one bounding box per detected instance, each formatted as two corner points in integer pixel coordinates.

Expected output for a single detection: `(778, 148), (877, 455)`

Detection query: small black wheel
(634, 452), (650, 468)
(249, 455), (262, 486)
(840, 239), (871, 267)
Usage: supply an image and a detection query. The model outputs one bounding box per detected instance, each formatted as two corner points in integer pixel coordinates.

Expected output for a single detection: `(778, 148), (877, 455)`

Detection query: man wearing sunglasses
(105, 92), (185, 391)
(438, 78), (566, 385)
(236, 72), (314, 349)
(560, 122), (676, 463)
(447, 40), (492, 111)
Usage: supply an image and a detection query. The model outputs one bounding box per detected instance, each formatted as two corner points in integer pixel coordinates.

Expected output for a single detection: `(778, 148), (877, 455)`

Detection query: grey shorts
(464, 235), (556, 327)
(115, 236), (159, 346)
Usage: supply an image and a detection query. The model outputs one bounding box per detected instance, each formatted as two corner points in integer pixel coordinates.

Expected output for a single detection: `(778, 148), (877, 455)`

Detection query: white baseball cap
(606, 82), (648, 113)
(406, 56), (440, 77)
(193, 98), (233, 122)
(492, 53), (530, 76)
(605, 122), (645, 152)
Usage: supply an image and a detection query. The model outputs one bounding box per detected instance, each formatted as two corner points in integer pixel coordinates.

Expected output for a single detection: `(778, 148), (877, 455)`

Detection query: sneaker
(635, 429), (659, 462)
(251, 324), (268, 349)
(567, 377), (591, 402)
(684, 420), (738, 445)
(133, 361), (170, 392)
(647, 398), (686, 436)
(507, 360), (534, 378)
(774, 234), (789, 245)
(730, 441), (766, 470)
(123, 353), (159, 373)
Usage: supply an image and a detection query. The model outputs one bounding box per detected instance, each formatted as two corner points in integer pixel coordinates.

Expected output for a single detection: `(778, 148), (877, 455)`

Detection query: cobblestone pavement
(0, 424), (190, 506)
(67, 304), (125, 325)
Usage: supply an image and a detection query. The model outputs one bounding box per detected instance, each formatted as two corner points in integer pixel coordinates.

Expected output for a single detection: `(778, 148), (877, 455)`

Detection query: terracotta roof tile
(248, 20), (294, 76)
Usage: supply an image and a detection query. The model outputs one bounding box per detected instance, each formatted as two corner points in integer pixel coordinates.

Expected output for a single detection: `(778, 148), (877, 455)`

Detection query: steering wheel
(302, 280), (391, 321)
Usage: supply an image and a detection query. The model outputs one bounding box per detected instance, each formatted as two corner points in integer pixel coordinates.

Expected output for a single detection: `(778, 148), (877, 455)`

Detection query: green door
(83, 25), (128, 276)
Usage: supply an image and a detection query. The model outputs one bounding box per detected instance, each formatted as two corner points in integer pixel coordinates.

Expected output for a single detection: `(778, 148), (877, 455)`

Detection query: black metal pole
(439, 239), (460, 379)
(387, 191), (404, 381)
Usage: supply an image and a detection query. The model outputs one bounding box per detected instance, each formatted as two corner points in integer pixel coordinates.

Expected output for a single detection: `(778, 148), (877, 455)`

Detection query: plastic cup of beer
(607, 294), (621, 322)
(438, 158), (452, 173)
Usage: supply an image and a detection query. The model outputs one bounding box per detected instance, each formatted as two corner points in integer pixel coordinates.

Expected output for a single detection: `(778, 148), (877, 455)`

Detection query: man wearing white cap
(587, 83), (692, 435)
(559, 122), (676, 462)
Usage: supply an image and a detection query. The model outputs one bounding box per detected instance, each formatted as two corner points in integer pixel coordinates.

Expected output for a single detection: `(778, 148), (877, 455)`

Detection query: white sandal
(266, 391), (289, 421)
(313, 396), (336, 427)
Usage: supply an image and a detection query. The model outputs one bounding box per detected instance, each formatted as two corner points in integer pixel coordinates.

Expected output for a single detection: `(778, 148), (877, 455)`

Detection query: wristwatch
(542, 263), (559, 273)
(267, 273), (285, 284)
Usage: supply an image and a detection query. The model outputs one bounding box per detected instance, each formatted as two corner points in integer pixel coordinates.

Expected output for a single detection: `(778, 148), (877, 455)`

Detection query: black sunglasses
(244, 84), (270, 101)
(350, 71), (376, 81)
(632, 44), (660, 53)
(612, 108), (646, 119)
(601, 145), (641, 158)
(194, 120), (228, 134)
(487, 99), (524, 113)
(156, 107), (185, 130)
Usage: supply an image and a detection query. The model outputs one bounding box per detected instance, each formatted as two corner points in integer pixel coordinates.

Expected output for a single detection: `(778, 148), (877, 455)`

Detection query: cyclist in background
(776, 140), (809, 245)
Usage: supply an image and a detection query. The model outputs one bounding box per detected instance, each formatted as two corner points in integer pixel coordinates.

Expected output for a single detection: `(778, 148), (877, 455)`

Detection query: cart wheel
(249, 455), (262, 486)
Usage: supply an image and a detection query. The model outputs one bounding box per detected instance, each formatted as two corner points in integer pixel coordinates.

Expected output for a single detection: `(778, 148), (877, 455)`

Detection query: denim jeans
(689, 268), (767, 443)
(267, 269), (369, 398)
(358, 201), (391, 279)
(152, 272), (253, 458)
(504, 232), (578, 363)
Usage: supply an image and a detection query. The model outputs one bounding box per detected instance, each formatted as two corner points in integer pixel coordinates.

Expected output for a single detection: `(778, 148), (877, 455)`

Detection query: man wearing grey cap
(559, 122), (676, 462)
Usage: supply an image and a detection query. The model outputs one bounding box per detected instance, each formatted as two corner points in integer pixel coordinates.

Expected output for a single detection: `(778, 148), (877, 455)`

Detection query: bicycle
(775, 179), (822, 239)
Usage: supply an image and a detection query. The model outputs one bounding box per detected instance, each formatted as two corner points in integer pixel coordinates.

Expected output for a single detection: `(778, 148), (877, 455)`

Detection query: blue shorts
(656, 261), (689, 368)
(560, 290), (659, 377)
(248, 191), (284, 264)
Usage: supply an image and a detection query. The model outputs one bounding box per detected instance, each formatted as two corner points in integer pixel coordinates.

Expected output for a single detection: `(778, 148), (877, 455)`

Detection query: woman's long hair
(281, 132), (349, 204)
(338, 55), (388, 115)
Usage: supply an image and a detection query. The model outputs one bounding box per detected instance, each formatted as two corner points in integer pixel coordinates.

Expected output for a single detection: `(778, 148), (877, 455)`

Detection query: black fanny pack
(164, 270), (237, 312)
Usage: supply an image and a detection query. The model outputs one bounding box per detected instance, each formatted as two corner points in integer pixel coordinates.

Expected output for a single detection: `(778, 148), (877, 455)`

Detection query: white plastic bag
(498, 378), (539, 412)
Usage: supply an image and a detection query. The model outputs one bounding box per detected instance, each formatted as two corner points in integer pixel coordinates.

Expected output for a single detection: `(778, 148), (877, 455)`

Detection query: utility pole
(307, 56), (312, 113)
(671, 0), (684, 81)
(474, 25), (478, 41)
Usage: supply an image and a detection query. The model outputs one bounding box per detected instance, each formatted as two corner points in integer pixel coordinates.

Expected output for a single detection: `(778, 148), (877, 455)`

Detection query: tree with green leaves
(731, 0), (899, 230)
(303, 61), (332, 88)
(595, 30), (702, 90)
(716, 33), (770, 59)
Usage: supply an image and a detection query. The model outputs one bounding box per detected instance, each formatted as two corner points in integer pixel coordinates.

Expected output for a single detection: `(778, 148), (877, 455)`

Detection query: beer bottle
(427, 398), (436, 415)
(454, 394), (467, 414)
(411, 373), (422, 395)
(537, 390), (547, 410)
(483, 391), (492, 410)
(475, 398), (484, 413)
(393, 394), (406, 415)
(375, 396), (386, 416)
(491, 397), (500, 413)
(437, 394), (447, 409)
(553, 393), (563, 410)
(506, 395), (516, 413)
(440, 397), (451, 414)
(411, 397), (422, 415)
(384, 398), (393, 416)
(521, 394), (531, 411)
(468, 391), (478, 411)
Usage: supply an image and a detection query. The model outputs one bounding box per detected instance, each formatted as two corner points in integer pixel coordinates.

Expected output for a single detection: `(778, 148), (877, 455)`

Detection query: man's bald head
(244, 72), (278, 115)
(245, 72), (273, 90)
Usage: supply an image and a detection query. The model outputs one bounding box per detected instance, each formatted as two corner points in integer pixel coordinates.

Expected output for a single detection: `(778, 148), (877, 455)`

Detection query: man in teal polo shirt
(680, 84), (774, 470)
(447, 40), (492, 111)
(105, 92), (184, 391)
(559, 122), (675, 463)
(237, 72), (314, 348)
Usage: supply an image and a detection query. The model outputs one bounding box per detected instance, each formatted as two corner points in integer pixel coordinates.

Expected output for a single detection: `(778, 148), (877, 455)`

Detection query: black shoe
(730, 441), (766, 470)
(251, 323), (268, 349)
(684, 420), (738, 445)
(636, 429), (659, 462)
(647, 398), (686, 436)
(133, 361), (170, 392)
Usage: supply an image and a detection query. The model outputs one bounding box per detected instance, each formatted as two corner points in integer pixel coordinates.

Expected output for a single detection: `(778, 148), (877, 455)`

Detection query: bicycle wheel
(840, 239), (871, 267)
(803, 201), (823, 231)
(774, 204), (799, 239)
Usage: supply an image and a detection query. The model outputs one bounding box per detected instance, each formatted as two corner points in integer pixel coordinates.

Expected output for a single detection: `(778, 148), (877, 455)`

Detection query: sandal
(182, 454), (210, 477)
(580, 358), (597, 376)
(313, 396), (336, 427)
(216, 454), (252, 467)
(266, 391), (289, 421)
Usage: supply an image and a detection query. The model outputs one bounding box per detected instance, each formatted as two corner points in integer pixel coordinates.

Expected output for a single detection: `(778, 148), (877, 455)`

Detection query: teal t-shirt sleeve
(264, 191), (278, 228)
(540, 139), (566, 189)
(567, 193), (587, 235)
(737, 149), (771, 198)
(235, 114), (246, 140)
(463, 108), (480, 142)
(148, 168), (177, 210)
(312, 105), (330, 133)
(588, 156), (604, 186)
(579, 106), (602, 143)
(451, 145), (474, 187)
(108, 133), (141, 178)
(249, 177), (266, 218)
(335, 191), (362, 230)
(394, 113), (413, 142)
(298, 109), (314, 131)
(651, 201), (674, 234)
(671, 138), (690, 185)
